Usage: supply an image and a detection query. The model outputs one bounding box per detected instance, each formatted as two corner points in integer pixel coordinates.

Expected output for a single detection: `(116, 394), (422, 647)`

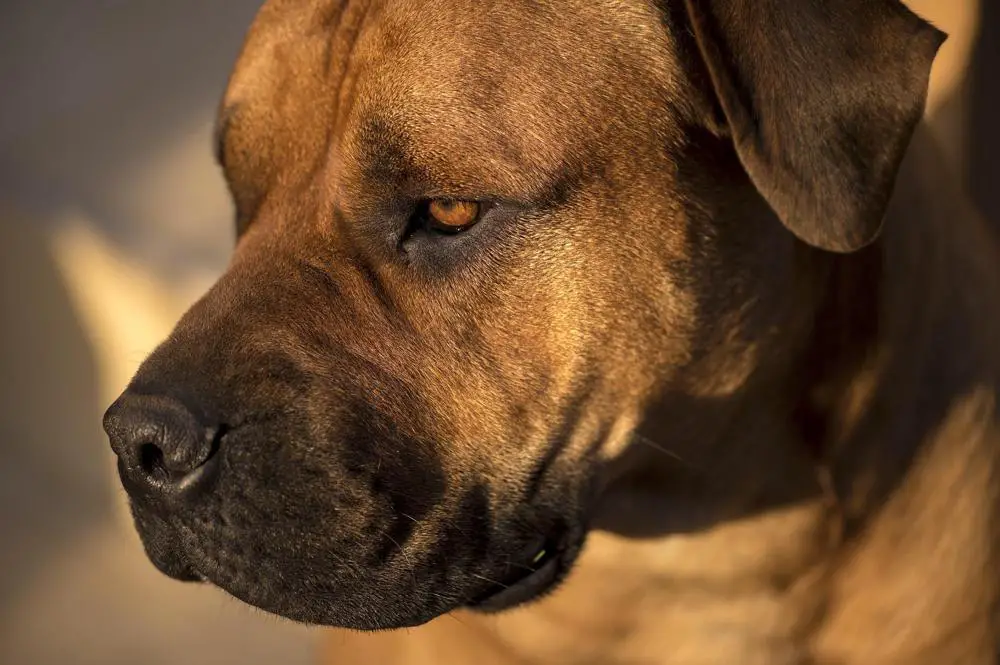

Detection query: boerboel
(103, 0), (1000, 663)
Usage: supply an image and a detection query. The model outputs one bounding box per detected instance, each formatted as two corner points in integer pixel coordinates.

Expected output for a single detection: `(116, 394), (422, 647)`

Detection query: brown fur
(103, 0), (1000, 662)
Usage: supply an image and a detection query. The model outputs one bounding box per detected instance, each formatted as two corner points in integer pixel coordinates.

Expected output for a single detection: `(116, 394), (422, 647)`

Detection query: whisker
(503, 561), (538, 573)
(385, 534), (421, 592)
(632, 433), (685, 463)
(446, 612), (471, 629)
(470, 573), (509, 589)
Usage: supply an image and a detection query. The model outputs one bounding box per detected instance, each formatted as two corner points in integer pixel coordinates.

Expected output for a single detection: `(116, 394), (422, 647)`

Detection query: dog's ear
(681, 0), (945, 252)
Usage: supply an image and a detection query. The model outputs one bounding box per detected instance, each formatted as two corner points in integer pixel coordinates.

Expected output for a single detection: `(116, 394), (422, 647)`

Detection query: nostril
(139, 442), (169, 483)
(105, 393), (227, 500)
(207, 424), (228, 459)
(137, 425), (226, 485)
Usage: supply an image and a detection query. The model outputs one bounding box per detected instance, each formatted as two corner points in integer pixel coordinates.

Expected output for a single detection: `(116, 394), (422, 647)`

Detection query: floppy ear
(681, 0), (945, 252)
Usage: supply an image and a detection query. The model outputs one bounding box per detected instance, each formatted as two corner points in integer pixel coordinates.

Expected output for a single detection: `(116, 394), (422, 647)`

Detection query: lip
(467, 528), (584, 612)
(138, 534), (205, 583)
(468, 552), (564, 611)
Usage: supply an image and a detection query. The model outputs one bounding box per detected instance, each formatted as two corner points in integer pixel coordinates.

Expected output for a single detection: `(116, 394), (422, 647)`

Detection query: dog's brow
(352, 114), (572, 207)
(355, 115), (428, 190)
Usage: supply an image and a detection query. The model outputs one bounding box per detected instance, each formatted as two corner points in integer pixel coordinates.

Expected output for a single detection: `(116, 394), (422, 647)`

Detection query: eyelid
(426, 198), (496, 222)
(426, 196), (509, 217)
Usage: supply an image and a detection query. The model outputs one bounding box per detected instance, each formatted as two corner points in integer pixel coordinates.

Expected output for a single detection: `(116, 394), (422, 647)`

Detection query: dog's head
(104, 0), (942, 629)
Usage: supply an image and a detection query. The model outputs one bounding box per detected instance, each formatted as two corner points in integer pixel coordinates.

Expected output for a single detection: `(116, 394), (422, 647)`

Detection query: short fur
(104, 1), (1000, 663)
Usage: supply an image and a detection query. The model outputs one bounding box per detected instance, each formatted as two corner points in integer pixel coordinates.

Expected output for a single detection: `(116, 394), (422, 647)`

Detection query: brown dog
(103, 0), (1000, 663)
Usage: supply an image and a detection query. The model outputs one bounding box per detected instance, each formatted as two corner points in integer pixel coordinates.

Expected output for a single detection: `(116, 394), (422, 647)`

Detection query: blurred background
(0, 1), (995, 664)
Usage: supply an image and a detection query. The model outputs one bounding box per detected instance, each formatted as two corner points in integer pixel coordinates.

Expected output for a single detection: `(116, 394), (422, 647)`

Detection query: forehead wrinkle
(328, 0), (584, 200)
(347, 1), (679, 202)
(352, 112), (418, 190)
(342, 100), (567, 207)
(237, 0), (684, 215)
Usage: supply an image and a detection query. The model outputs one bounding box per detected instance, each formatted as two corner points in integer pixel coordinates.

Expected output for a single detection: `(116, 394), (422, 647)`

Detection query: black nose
(104, 393), (223, 503)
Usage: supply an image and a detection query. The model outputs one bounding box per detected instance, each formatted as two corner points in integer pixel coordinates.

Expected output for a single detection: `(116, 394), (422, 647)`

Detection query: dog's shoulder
(811, 121), (1000, 664)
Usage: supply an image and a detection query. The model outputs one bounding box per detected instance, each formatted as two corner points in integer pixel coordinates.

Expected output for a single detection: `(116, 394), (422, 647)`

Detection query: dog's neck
(471, 128), (1000, 665)
(803, 127), (1000, 665)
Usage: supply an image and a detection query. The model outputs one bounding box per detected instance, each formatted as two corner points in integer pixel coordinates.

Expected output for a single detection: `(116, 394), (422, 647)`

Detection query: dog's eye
(426, 199), (481, 232)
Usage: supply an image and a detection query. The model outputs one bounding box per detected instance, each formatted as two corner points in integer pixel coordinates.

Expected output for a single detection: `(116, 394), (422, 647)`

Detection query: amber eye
(427, 199), (481, 232)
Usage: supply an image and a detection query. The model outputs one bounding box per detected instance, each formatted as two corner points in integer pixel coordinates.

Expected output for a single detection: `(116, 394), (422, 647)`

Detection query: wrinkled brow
(348, 112), (583, 209)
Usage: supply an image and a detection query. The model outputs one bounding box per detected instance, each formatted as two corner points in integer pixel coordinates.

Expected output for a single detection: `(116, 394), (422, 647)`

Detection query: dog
(103, 0), (1000, 662)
